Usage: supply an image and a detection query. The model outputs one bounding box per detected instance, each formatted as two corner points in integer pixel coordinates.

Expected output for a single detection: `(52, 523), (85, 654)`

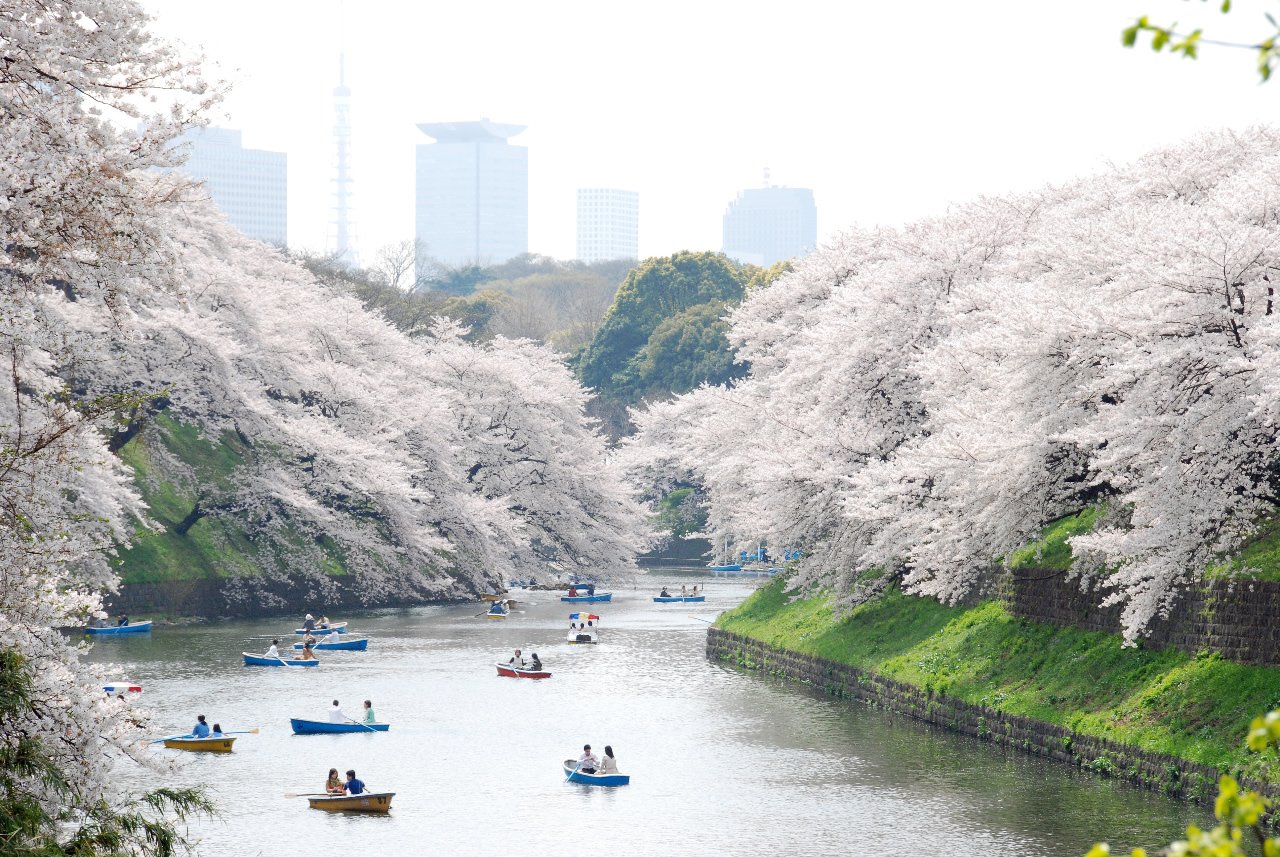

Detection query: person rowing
(488, 600), (507, 615)
(264, 638), (281, 659)
(659, 586), (671, 598)
(327, 700), (347, 723)
(191, 715), (211, 738)
(322, 628), (341, 644)
(680, 584), (688, 596)
(568, 585), (579, 597)
(116, 612), (129, 627)
(508, 649), (525, 668)
(297, 639), (316, 661)
(303, 613), (316, 633)
(576, 744), (599, 774)
(344, 769), (367, 795)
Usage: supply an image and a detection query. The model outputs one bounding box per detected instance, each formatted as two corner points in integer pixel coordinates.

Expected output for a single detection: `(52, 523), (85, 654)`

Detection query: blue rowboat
(653, 596), (706, 603)
(707, 563), (741, 571)
(243, 652), (319, 667)
(292, 637), (368, 651)
(86, 621), (152, 635)
(561, 593), (612, 603)
(289, 718), (389, 735)
(293, 622), (347, 635)
(562, 759), (629, 787)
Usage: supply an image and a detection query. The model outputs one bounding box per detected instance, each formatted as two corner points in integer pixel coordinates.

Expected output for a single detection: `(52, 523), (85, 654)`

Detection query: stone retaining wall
(1001, 572), (1280, 666)
(110, 575), (446, 620)
(707, 627), (1275, 805)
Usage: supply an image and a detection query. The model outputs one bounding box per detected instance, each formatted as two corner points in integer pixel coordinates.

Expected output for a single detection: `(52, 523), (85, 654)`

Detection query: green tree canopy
(578, 251), (751, 394)
(623, 301), (749, 396)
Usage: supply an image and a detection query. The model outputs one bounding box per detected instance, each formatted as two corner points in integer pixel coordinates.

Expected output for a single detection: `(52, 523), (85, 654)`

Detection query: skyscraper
(179, 127), (287, 247)
(721, 183), (817, 267)
(576, 189), (639, 263)
(414, 120), (528, 269)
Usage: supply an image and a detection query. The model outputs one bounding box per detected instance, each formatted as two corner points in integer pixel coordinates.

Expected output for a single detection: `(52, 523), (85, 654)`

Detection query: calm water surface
(85, 571), (1202, 856)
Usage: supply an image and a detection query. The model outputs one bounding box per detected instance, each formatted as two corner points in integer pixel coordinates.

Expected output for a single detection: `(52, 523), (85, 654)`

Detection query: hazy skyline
(142, 0), (1277, 265)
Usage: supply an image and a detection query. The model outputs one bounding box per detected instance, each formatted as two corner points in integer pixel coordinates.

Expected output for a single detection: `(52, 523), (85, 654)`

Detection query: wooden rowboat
(653, 595), (706, 603)
(289, 718), (389, 735)
(243, 652), (319, 667)
(292, 622), (347, 635)
(496, 663), (551, 679)
(561, 593), (612, 603)
(479, 593), (507, 602)
(562, 760), (629, 787)
(291, 637), (368, 651)
(163, 736), (236, 753)
(86, 621), (152, 635)
(307, 792), (394, 813)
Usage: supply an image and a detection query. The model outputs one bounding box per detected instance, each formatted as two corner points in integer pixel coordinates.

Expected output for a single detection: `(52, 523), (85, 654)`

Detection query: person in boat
(322, 628), (341, 644)
(325, 768), (344, 795)
(508, 649), (525, 668)
(328, 700), (347, 723)
(681, 584), (688, 596)
(297, 640), (316, 661)
(568, 585), (579, 597)
(585, 582), (595, 596)
(264, 639), (280, 659)
(116, 613), (129, 627)
(211, 723), (224, 737)
(577, 744), (600, 774)
(529, 653), (542, 671)
(191, 715), (211, 738)
(303, 614), (316, 633)
(318, 615), (331, 629)
(659, 587), (670, 598)
(344, 769), (367, 796)
(598, 745), (619, 776)
(362, 700), (376, 725)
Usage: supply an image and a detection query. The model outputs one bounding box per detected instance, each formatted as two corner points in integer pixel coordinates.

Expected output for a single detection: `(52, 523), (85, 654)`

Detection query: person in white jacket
(327, 700), (347, 723)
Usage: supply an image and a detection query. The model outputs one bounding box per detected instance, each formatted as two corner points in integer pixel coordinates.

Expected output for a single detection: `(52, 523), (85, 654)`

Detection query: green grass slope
(716, 578), (1280, 785)
(114, 413), (348, 584)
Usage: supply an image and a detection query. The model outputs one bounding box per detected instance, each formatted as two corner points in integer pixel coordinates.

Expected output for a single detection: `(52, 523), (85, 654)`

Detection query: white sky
(140, 0), (1277, 264)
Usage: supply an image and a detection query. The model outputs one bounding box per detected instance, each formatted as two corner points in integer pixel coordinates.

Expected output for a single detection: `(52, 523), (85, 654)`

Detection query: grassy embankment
(113, 413), (348, 584)
(715, 509), (1280, 787)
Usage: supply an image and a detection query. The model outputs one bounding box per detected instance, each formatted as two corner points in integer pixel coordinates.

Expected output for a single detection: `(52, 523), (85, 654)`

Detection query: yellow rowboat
(479, 593), (507, 602)
(307, 792), (394, 813)
(162, 736), (236, 753)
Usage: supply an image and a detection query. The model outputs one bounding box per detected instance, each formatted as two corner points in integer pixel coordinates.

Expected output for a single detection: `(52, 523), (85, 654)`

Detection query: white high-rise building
(576, 189), (639, 263)
(179, 127), (287, 247)
(722, 185), (816, 267)
(415, 119), (527, 269)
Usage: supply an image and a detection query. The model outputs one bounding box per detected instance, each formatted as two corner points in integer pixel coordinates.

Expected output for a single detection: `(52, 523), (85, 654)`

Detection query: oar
(283, 791), (331, 798)
(563, 761), (583, 783)
(149, 733), (194, 744)
(345, 716), (377, 733)
(688, 616), (713, 624)
(219, 728), (261, 736)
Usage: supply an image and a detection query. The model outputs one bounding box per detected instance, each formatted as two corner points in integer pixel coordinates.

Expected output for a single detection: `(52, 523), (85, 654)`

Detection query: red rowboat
(495, 663), (551, 679)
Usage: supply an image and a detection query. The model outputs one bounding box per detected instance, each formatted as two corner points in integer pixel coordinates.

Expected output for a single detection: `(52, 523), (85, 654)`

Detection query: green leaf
(1122, 25), (1140, 47)
(1152, 28), (1170, 51)
(1221, 0), (1231, 12)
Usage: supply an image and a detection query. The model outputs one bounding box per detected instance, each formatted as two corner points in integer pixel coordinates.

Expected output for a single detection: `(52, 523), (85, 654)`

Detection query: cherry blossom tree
(630, 128), (1280, 642)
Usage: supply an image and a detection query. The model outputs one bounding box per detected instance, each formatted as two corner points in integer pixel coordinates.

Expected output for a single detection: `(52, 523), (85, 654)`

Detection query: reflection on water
(85, 571), (1201, 856)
